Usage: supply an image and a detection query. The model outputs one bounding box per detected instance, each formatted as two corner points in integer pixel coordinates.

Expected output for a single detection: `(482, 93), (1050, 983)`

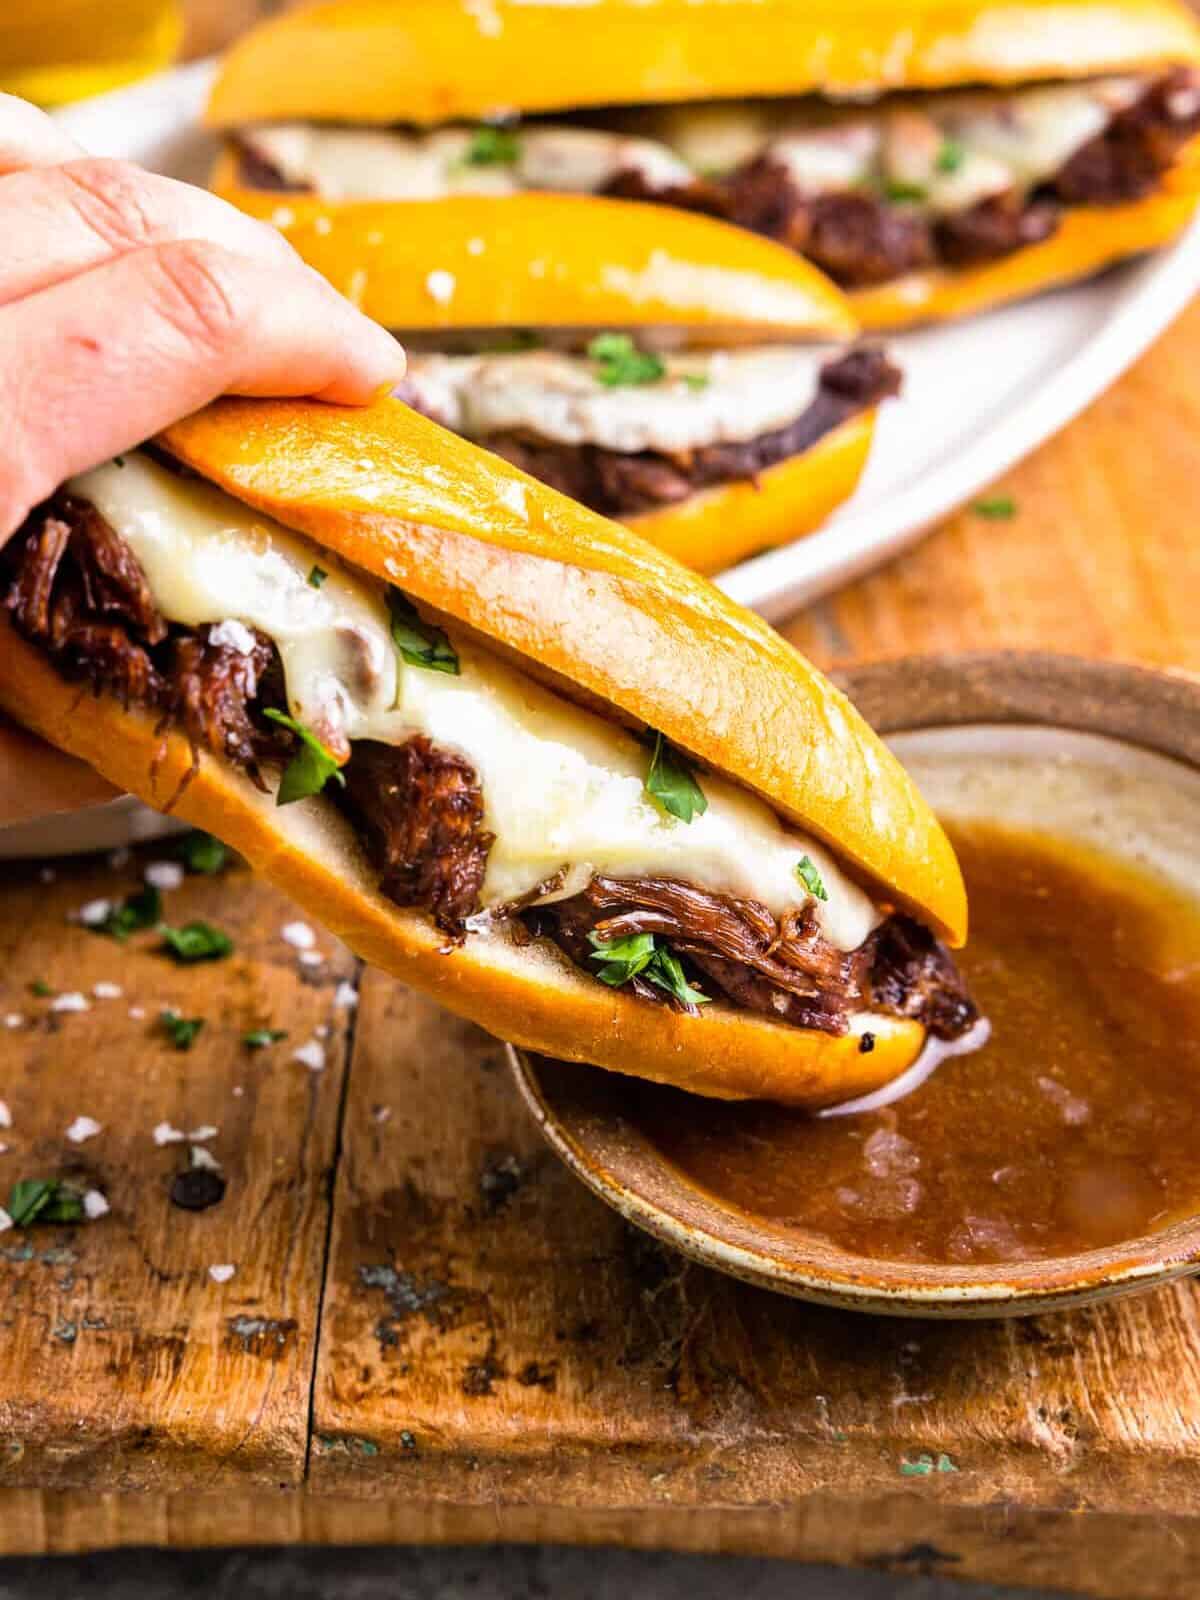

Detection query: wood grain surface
(3, 2), (1200, 1589)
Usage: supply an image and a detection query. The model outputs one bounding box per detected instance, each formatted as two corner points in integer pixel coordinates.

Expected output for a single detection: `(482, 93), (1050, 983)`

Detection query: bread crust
(204, 0), (1200, 127)
(158, 393), (967, 944)
(626, 411), (875, 574)
(852, 141), (1200, 329)
(209, 174), (858, 341)
(0, 615), (923, 1108)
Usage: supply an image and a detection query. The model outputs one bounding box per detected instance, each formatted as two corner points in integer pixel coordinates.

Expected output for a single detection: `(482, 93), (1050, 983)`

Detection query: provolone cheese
(404, 345), (827, 452)
(70, 454), (880, 951)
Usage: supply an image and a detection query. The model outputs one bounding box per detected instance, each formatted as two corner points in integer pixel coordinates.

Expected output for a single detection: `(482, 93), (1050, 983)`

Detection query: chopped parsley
(159, 920), (233, 964)
(243, 1028), (288, 1050)
(8, 1179), (84, 1228)
(263, 709), (347, 805)
(881, 178), (928, 203)
(461, 125), (521, 166)
(176, 830), (227, 876)
(387, 590), (460, 677)
(795, 855), (828, 902)
(588, 332), (666, 388)
(308, 565), (328, 589)
(972, 494), (1017, 520)
(160, 1009), (205, 1051)
(644, 732), (707, 824)
(682, 372), (710, 393)
(94, 884), (161, 942)
(30, 979), (52, 998)
(481, 330), (542, 354)
(588, 930), (709, 1008)
(935, 138), (966, 174)
(113, 455), (126, 468)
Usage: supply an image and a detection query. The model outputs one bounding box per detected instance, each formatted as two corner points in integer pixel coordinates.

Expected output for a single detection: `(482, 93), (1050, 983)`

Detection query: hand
(0, 95), (406, 828)
(0, 94), (406, 537)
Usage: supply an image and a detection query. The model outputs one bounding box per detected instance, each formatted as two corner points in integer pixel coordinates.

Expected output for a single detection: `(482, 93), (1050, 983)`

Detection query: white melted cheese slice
(240, 74), (1151, 218)
(404, 345), (827, 452)
(241, 121), (692, 202)
(69, 454), (880, 951)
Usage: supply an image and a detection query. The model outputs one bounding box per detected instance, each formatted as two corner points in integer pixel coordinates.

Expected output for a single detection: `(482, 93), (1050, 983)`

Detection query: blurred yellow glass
(0, 0), (182, 106)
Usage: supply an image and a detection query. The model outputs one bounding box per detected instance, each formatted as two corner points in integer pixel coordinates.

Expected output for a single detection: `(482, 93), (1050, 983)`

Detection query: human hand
(0, 94), (406, 826)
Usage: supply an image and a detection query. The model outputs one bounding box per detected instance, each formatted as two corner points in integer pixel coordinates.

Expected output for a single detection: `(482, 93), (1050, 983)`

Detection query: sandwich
(207, 0), (1200, 331)
(0, 396), (975, 1108)
(205, 10), (910, 576)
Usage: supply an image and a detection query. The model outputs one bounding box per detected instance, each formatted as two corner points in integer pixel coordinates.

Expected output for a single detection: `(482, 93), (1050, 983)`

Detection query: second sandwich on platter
(208, 0), (1200, 330)
(205, 7), (903, 576)
(0, 396), (975, 1109)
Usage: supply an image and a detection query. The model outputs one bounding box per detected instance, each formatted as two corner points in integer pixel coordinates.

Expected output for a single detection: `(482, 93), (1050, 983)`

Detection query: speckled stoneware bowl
(508, 652), (1200, 1318)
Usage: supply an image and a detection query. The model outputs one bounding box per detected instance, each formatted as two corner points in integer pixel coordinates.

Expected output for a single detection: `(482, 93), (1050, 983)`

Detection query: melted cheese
(241, 121), (691, 202)
(404, 345), (827, 452)
(70, 455), (879, 951)
(239, 74), (1152, 218)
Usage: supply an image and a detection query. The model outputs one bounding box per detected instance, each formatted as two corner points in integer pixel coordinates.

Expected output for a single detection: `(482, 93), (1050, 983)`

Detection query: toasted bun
(210, 173), (857, 341)
(157, 395), (965, 943)
(627, 411), (875, 575)
(0, 616), (923, 1107)
(205, 0), (1200, 127)
(853, 141), (1200, 329)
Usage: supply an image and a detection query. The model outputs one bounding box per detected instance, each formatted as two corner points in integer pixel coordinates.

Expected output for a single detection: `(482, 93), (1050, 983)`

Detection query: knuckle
(147, 239), (245, 354)
(55, 158), (164, 252)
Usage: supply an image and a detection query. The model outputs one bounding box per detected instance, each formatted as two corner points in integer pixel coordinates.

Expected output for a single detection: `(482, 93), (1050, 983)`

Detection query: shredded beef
(527, 875), (977, 1041)
(474, 345), (901, 520)
(933, 192), (1060, 268)
(1054, 68), (1200, 205)
(336, 737), (494, 938)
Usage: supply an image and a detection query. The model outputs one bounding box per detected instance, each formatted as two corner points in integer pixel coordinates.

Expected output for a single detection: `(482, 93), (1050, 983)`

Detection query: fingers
(0, 718), (116, 828)
(0, 238), (406, 534)
(0, 157), (301, 305)
(0, 93), (84, 173)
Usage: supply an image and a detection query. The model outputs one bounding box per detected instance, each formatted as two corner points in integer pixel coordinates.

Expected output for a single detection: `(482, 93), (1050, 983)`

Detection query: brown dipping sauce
(625, 820), (1200, 1266)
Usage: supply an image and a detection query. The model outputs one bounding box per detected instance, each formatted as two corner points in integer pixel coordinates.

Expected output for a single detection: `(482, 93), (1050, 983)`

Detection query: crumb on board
(208, 1263), (237, 1284)
(65, 1116), (102, 1144)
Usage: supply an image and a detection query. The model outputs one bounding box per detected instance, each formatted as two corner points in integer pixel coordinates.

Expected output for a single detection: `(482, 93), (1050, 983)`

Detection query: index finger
(0, 93), (85, 174)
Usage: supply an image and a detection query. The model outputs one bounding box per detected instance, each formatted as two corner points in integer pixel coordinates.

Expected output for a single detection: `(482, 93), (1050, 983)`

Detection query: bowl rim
(506, 650), (1200, 1317)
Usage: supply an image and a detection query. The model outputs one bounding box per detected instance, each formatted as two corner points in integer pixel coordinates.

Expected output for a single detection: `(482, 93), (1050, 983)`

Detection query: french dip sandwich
(205, 7), (907, 575)
(0, 397), (974, 1108)
(209, 0), (1200, 330)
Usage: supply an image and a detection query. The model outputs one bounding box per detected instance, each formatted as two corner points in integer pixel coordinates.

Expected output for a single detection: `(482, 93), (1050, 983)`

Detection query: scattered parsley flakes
(682, 372), (710, 392)
(263, 709), (347, 805)
(588, 931), (710, 1009)
(387, 590), (460, 677)
(93, 884), (161, 942)
(177, 830), (227, 876)
(308, 565), (328, 589)
(881, 178), (928, 203)
(7, 1178), (84, 1228)
(243, 1028), (287, 1050)
(588, 332), (666, 388)
(899, 1452), (959, 1477)
(935, 138), (965, 174)
(461, 125), (521, 166)
(159, 921), (233, 964)
(30, 980), (52, 997)
(644, 732), (707, 823)
(795, 855), (828, 902)
(160, 1010), (205, 1051)
(973, 494), (1017, 520)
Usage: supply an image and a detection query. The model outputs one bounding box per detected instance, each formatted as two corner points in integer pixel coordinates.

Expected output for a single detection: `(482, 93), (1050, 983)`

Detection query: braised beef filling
(397, 345), (900, 520)
(2, 495), (974, 1038)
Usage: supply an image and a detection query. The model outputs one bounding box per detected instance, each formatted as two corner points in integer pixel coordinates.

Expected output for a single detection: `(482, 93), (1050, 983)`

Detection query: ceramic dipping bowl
(508, 652), (1200, 1317)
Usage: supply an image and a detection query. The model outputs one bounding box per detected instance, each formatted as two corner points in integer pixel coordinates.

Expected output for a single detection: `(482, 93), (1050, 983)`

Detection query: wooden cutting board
(3, 301), (1200, 1599)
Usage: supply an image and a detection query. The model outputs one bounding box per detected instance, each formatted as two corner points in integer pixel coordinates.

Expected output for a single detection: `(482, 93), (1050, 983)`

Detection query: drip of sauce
(626, 820), (1200, 1266)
